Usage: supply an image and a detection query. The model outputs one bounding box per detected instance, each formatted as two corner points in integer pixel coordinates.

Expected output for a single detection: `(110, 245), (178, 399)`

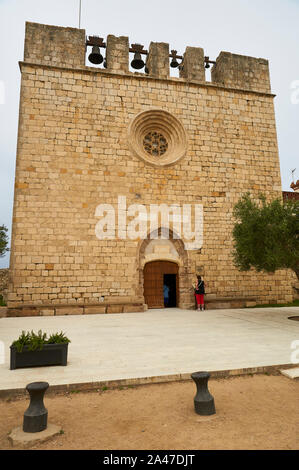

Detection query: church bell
(131, 51), (145, 70)
(88, 46), (104, 65)
(170, 57), (179, 68)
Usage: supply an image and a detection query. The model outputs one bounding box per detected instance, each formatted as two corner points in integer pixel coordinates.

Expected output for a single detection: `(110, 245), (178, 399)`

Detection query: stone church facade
(6, 22), (294, 316)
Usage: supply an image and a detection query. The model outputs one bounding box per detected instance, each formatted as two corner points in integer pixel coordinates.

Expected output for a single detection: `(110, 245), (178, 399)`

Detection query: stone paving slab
(0, 307), (298, 394)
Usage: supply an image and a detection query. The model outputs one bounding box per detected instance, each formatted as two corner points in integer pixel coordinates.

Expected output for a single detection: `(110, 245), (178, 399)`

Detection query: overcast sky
(0, 0), (298, 268)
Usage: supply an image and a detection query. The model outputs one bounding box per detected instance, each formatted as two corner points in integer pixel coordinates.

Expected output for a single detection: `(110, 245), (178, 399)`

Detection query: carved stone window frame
(128, 109), (188, 167)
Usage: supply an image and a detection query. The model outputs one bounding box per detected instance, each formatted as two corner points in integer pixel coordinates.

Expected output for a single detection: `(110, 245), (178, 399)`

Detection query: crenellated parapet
(23, 22), (272, 94)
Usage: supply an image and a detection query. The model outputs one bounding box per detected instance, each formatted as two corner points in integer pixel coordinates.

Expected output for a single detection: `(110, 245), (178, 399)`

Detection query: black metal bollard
(191, 371), (216, 416)
(23, 382), (49, 433)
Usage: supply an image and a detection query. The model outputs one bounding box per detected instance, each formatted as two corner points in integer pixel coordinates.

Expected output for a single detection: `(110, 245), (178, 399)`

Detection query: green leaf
(11, 330), (71, 352)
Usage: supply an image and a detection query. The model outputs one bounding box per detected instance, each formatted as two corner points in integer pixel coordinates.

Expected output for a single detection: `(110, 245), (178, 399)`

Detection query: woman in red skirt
(195, 275), (205, 311)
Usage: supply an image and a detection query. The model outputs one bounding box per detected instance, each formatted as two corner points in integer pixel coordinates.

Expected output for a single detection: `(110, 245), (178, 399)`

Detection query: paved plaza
(0, 307), (299, 393)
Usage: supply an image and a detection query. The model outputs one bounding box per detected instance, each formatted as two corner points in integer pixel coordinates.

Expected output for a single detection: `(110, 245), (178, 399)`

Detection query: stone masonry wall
(7, 22), (294, 311)
(0, 269), (9, 300)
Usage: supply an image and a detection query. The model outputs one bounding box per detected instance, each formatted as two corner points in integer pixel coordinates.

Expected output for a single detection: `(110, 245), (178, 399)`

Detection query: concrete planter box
(10, 343), (69, 370)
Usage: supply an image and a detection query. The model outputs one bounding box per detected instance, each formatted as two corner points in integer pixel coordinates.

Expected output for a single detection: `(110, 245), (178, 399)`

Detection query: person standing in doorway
(164, 283), (170, 307)
(195, 275), (205, 311)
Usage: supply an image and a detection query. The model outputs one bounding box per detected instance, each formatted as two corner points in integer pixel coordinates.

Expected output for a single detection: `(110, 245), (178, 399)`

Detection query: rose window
(143, 132), (168, 157)
(128, 109), (188, 167)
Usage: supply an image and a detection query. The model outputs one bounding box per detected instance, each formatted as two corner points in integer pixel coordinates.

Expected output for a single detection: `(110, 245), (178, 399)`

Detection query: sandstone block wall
(7, 22), (294, 313)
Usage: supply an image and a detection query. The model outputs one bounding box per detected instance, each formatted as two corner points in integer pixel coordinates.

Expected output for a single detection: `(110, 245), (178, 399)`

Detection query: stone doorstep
(0, 363), (296, 400)
(40, 309), (55, 316)
(0, 307), (7, 318)
(55, 307), (84, 316)
(6, 299), (143, 308)
(6, 308), (39, 317)
(83, 306), (106, 314)
(206, 302), (244, 310)
(5, 303), (145, 317)
(123, 305), (145, 313)
(5, 296), (257, 316)
(8, 424), (62, 448)
(106, 305), (123, 314)
(205, 297), (256, 309)
(206, 297), (256, 303)
(279, 367), (299, 379)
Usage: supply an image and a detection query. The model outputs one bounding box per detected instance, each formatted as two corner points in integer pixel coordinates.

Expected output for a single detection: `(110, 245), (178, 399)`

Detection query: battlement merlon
(179, 47), (205, 82)
(211, 51), (271, 94)
(23, 22), (272, 94)
(24, 22), (86, 68)
(146, 42), (170, 79)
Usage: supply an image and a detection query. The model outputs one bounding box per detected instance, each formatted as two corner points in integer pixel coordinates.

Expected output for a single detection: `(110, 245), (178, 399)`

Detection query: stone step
(280, 367), (299, 379)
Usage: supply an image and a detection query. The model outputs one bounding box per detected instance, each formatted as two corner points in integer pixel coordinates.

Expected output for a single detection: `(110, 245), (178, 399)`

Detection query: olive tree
(0, 225), (9, 258)
(232, 194), (299, 279)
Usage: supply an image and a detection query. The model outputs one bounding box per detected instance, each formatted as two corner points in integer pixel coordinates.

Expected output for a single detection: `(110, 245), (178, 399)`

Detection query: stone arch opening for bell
(137, 227), (190, 309)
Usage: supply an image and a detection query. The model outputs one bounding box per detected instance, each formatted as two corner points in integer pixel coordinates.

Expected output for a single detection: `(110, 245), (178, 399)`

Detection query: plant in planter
(10, 330), (71, 370)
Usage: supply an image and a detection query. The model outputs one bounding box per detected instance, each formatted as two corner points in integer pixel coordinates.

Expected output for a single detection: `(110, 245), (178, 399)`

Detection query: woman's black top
(195, 280), (205, 294)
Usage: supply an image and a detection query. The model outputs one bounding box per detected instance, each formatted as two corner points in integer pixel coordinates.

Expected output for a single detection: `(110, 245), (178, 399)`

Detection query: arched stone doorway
(144, 260), (179, 308)
(137, 228), (191, 309)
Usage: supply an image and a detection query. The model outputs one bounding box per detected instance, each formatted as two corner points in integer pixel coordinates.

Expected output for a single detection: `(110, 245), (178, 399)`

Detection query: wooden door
(144, 261), (179, 308)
